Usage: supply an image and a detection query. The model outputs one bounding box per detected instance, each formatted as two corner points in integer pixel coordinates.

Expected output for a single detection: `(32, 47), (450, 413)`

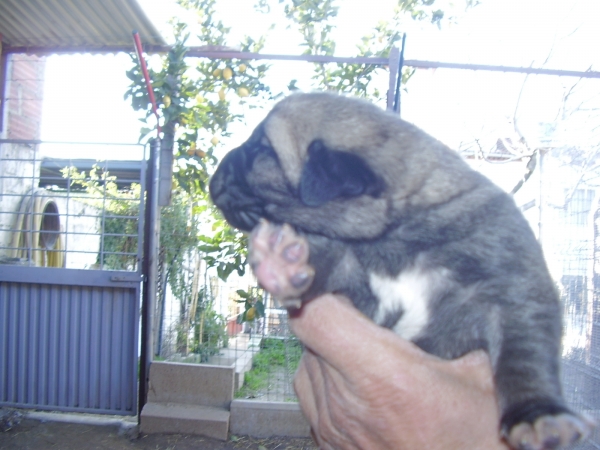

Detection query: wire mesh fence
(155, 266), (302, 403)
(0, 141), (145, 271)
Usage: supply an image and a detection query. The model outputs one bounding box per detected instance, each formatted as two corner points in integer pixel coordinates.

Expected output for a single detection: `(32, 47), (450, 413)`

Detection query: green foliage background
(121, 0), (481, 354)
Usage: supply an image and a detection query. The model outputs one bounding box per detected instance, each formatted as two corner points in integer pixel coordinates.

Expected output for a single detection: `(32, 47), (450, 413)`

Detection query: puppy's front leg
(249, 219), (315, 309)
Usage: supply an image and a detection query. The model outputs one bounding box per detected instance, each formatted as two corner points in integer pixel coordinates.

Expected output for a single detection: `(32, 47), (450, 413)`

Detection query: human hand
(289, 294), (510, 450)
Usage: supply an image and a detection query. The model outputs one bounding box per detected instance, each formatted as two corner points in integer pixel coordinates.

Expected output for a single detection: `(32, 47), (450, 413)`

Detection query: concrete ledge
(147, 361), (234, 408)
(234, 350), (256, 390)
(230, 400), (310, 438)
(140, 402), (229, 440)
(26, 411), (138, 438)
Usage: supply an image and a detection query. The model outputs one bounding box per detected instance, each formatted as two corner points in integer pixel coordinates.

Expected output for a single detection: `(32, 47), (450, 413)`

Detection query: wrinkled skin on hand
(289, 295), (510, 450)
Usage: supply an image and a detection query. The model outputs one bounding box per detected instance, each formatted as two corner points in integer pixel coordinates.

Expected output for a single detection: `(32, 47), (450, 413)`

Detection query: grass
(235, 336), (303, 399)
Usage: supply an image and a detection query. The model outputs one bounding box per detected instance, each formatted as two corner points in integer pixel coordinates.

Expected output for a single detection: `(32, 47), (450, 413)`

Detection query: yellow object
(213, 68), (222, 77)
(163, 95), (171, 108)
(10, 189), (65, 268)
(187, 142), (196, 155)
(218, 88), (226, 101)
(211, 136), (219, 146)
(238, 63), (247, 73)
(223, 67), (233, 80)
(237, 87), (249, 98)
(195, 94), (205, 103)
(246, 307), (256, 321)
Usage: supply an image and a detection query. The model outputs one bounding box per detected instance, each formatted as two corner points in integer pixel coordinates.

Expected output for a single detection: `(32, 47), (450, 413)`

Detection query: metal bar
(5, 45), (600, 79)
(402, 59), (600, 78)
(185, 50), (390, 65)
(98, 161), (108, 267)
(136, 146), (147, 273)
(3, 45), (172, 55)
(0, 139), (143, 145)
(139, 138), (160, 418)
(0, 266), (142, 286)
(0, 48), (8, 132)
(63, 156), (71, 259)
(386, 47), (399, 110)
(393, 34), (406, 114)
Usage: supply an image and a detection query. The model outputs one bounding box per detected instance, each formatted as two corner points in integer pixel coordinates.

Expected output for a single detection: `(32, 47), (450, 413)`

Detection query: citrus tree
(125, 0), (481, 338)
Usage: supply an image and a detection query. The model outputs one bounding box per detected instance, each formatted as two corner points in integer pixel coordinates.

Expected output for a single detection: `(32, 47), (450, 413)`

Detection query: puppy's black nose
(209, 147), (244, 205)
(209, 147), (266, 232)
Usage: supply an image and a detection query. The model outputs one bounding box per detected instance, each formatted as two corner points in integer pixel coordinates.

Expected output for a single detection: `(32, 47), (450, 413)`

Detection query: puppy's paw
(249, 219), (314, 309)
(507, 413), (593, 450)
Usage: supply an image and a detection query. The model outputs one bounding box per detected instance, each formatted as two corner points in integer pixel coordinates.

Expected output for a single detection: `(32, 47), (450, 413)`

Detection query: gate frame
(0, 138), (151, 416)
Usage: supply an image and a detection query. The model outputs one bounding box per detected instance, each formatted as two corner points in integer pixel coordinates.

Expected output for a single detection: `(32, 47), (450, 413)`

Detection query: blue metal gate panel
(0, 267), (140, 415)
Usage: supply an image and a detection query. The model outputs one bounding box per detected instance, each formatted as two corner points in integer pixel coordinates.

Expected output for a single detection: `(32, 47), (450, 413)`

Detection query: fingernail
(291, 271), (311, 288)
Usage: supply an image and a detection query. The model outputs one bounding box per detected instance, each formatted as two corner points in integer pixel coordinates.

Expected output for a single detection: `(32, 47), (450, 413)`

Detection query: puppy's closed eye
(299, 140), (384, 207)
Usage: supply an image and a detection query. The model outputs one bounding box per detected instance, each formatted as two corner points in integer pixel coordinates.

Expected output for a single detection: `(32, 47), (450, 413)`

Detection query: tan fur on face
(261, 92), (491, 228)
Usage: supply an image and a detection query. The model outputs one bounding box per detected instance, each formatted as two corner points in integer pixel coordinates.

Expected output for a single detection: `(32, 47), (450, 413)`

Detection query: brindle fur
(210, 92), (588, 448)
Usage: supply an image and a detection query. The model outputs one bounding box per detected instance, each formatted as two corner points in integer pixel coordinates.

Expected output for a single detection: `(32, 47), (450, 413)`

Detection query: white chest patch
(369, 268), (441, 340)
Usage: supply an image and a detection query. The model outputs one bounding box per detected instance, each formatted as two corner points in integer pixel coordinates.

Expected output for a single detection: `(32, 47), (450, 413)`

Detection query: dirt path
(0, 417), (317, 450)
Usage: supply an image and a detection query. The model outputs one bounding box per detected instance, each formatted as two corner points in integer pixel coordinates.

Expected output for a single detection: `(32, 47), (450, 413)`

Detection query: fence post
(140, 138), (161, 417)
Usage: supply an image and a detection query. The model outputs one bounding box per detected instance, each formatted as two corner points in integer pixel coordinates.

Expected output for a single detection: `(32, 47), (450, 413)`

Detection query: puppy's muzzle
(209, 147), (266, 231)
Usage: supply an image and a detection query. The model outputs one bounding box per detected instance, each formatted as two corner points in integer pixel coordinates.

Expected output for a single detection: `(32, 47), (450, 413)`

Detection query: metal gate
(0, 140), (146, 415)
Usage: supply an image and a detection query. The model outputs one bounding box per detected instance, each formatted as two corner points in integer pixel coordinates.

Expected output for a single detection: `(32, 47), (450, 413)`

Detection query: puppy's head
(209, 92), (471, 239)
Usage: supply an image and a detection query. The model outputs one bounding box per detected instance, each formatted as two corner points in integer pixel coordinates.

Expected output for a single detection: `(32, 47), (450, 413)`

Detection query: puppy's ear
(299, 140), (383, 207)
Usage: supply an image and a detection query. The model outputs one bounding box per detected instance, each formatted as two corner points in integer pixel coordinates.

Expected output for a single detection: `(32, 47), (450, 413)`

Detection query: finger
(304, 350), (332, 430)
(289, 294), (432, 375)
(294, 353), (319, 427)
(295, 352), (339, 449)
(444, 350), (496, 393)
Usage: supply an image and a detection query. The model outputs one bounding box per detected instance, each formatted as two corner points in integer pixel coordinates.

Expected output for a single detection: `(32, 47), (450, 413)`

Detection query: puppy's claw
(508, 413), (593, 450)
(291, 268), (314, 289)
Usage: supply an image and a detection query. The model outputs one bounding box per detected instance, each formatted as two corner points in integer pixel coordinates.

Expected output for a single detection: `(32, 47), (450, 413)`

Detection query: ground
(0, 415), (317, 450)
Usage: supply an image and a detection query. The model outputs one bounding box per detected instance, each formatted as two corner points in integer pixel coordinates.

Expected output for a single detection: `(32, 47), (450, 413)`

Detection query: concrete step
(147, 361), (234, 408)
(230, 400), (310, 438)
(140, 402), (230, 440)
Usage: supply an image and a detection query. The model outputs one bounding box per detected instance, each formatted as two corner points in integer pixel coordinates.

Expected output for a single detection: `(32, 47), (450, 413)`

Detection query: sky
(39, 0), (600, 161)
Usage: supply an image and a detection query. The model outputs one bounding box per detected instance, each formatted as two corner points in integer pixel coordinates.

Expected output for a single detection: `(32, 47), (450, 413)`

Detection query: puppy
(209, 92), (592, 449)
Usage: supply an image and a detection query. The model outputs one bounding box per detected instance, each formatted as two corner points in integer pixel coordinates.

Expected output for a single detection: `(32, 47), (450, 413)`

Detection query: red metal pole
(132, 31), (161, 137)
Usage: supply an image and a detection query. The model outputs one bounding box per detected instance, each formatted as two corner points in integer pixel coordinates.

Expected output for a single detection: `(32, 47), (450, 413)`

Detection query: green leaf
(255, 300), (265, 317)
(236, 312), (246, 324)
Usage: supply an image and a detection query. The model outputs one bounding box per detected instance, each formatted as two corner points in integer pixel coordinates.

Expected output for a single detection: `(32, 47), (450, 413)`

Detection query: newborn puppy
(209, 92), (592, 449)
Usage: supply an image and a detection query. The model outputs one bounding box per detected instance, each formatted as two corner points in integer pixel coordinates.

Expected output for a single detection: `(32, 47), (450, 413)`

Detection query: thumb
(444, 350), (496, 394)
(289, 294), (429, 374)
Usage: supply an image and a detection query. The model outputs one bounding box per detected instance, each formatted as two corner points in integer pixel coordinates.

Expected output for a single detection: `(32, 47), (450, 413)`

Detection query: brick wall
(0, 54), (46, 252)
(6, 54), (46, 140)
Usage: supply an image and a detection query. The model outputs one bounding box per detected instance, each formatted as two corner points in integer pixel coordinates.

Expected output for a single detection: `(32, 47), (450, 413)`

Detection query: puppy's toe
(507, 413), (593, 450)
(249, 220), (314, 304)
